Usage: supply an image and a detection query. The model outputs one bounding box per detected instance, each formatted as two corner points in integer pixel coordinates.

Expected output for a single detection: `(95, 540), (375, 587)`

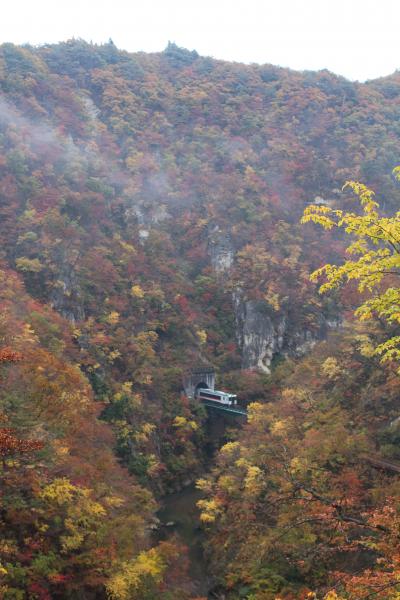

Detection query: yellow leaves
(103, 495), (125, 509)
(197, 498), (223, 524)
(134, 330), (158, 352)
(106, 311), (120, 325)
(141, 422), (156, 436)
(235, 457), (249, 469)
(15, 257), (44, 272)
(15, 322), (38, 344)
(346, 238), (369, 255)
(125, 151), (145, 173)
(198, 511), (217, 524)
(113, 420), (132, 442)
(309, 262), (346, 293)
(289, 456), (303, 475)
(244, 465), (263, 494)
(393, 165), (400, 182)
(113, 381), (143, 408)
(173, 416), (198, 431)
(196, 477), (213, 494)
(321, 357), (343, 380)
(108, 349), (121, 362)
(302, 175), (400, 367)
(146, 459), (161, 479)
(52, 440), (70, 456)
(355, 334), (375, 358)
(343, 180), (378, 215)
(121, 381), (133, 393)
(218, 474), (237, 494)
(270, 419), (287, 436)
(356, 308), (373, 321)
(356, 287), (400, 324)
(300, 205), (339, 230)
(40, 478), (76, 505)
(106, 547), (166, 600)
(323, 592), (345, 600)
(265, 291), (280, 311)
(196, 329), (207, 345)
(173, 415), (189, 428)
(40, 478), (107, 552)
(0, 540), (17, 558)
(118, 240), (136, 254)
(220, 441), (241, 455)
(375, 337), (400, 372)
(20, 207), (38, 224)
(247, 402), (264, 424)
(130, 284), (145, 299)
(113, 382), (143, 409)
(40, 479), (106, 518)
(136, 372), (153, 385)
(245, 165), (256, 178)
(133, 423), (156, 444)
(61, 519), (85, 551)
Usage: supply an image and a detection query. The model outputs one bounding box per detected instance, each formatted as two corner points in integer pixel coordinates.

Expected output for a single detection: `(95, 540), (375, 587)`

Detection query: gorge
(1, 39), (400, 599)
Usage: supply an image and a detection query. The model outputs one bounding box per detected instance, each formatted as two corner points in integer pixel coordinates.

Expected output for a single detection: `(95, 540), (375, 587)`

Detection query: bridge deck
(201, 399), (247, 416)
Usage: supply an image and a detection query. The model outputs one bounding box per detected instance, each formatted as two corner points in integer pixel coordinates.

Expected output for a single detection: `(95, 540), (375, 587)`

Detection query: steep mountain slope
(199, 326), (400, 599)
(1, 40), (400, 598)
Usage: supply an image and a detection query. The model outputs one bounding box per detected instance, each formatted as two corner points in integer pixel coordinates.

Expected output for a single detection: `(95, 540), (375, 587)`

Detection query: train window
(200, 392), (221, 400)
(198, 388), (237, 404)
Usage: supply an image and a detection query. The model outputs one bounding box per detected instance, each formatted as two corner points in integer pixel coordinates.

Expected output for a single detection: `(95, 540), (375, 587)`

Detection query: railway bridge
(183, 365), (247, 417)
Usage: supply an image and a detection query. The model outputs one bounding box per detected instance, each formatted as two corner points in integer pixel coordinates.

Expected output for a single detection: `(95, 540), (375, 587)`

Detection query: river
(156, 482), (213, 597)
(156, 412), (243, 597)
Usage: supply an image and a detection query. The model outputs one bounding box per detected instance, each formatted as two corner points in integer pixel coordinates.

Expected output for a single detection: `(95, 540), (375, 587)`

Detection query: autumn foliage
(1, 39), (400, 598)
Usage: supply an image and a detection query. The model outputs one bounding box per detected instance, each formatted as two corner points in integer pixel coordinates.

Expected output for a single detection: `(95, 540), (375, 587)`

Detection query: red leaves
(0, 428), (43, 457)
(48, 573), (70, 584)
(0, 347), (23, 363)
(27, 583), (52, 600)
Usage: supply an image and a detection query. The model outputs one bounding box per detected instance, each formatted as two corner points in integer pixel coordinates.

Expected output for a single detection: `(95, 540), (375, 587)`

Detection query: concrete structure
(183, 365), (215, 399)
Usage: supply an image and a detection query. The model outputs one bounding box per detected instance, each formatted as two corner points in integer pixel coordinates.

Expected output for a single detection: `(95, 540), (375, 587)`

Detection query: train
(196, 387), (238, 406)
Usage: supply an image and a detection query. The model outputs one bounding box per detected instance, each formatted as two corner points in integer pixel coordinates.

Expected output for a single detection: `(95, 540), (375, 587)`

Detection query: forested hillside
(1, 39), (400, 599)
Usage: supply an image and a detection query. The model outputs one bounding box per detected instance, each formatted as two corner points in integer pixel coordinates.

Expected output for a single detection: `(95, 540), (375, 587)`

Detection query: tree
(301, 169), (400, 368)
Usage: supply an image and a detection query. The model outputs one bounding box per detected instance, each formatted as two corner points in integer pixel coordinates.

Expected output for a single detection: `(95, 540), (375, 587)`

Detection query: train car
(197, 388), (238, 406)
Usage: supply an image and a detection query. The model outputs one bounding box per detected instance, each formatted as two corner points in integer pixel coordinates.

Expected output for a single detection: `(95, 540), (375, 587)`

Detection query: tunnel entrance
(194, 382), (210, 398)
(183, 366), (215, 399)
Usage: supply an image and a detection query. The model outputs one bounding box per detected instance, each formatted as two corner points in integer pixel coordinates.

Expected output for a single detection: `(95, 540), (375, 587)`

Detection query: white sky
(1, 0), (400, 81)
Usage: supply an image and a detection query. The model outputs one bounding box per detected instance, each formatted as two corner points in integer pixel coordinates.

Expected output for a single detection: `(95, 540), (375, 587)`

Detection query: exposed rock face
(47, 247), (85, 323)
(208, 225), (234, 274)
(233, 292), (337, 374)
(207, 226), (340, 373)
(50, 265), (85, 323)
(81, 95), (101, 121)
(233, 295), (282, 373)
(125, 204), (171, 243)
